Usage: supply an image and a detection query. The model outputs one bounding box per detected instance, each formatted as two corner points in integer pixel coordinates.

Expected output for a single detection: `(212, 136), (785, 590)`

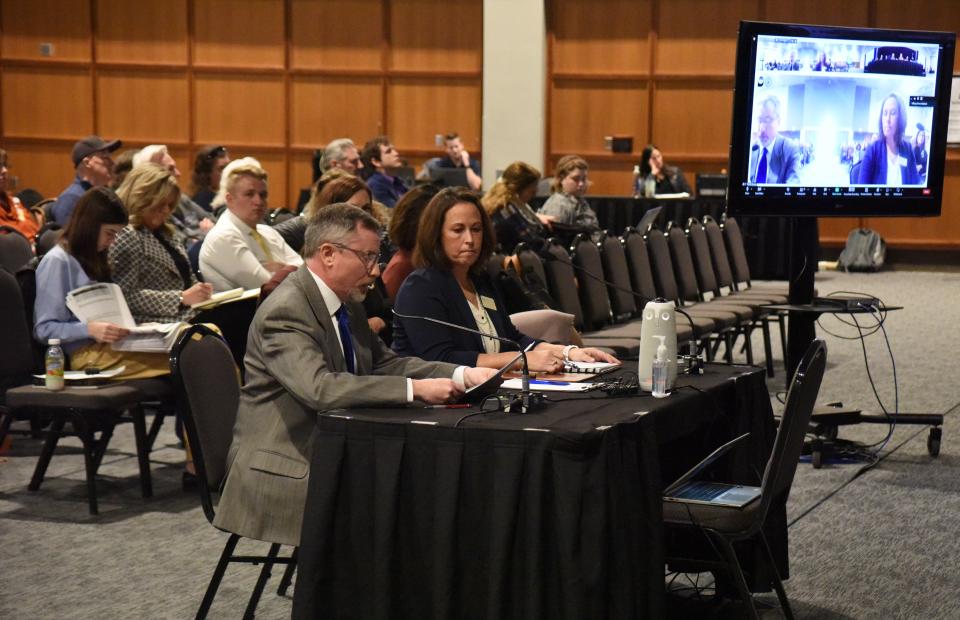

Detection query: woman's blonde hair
(551, 154), (588, 193)
(116, 163), (181, 235)
(481, 161), (541, 215)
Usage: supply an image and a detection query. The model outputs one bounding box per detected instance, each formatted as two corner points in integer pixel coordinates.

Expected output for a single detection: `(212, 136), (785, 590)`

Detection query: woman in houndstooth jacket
(109, 164), (212, 324)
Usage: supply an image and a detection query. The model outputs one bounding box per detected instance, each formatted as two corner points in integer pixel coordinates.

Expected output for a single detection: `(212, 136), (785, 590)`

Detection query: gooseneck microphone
(391, 309), (544, 413)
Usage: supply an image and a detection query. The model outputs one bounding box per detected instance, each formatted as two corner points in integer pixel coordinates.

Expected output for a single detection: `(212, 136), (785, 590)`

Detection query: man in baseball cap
(52, 135), (122, 226)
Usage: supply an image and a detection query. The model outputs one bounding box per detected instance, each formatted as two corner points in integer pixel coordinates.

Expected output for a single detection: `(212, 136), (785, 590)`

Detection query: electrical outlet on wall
(40, 42), (55, 57)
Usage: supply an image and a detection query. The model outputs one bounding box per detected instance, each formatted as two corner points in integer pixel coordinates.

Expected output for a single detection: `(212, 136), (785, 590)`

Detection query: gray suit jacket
(749, 135), (801, 185)
(213, 265), (458, 546)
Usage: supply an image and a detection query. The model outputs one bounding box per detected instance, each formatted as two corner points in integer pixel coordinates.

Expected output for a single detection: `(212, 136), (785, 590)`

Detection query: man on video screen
(748, 95), (801, 185)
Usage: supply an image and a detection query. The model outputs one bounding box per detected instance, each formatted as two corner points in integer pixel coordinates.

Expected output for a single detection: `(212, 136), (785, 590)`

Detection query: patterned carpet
(1, 269), (958, 619)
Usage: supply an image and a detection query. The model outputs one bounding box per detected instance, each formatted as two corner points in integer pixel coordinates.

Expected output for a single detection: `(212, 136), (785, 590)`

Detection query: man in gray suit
(214, 204), (498, 546)
(749, 95), (802, 185)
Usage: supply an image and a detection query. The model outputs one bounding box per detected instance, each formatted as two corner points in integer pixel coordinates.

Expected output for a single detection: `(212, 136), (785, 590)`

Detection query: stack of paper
(66, 283), (186, 353)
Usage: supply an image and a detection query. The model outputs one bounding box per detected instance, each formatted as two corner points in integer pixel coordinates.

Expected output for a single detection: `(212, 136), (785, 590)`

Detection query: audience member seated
(481, 161), (554, 253)
(110, 149), (137, 190)
(133, 145), (215, 249)
(212, 204), (498, 546)
(392, 187), (617, 371)
(432, 132), (482, 190)
(635, 144), (692, 196)
(52, 135), (121, 226)
(538, 155), (601, 242)
(191, 145), (231, 213)
(858, 93), (920, 186)
(109, 163), (212, 324)
(275, 174), (375, 254)
(0, 148), (41, 242)
(320, 138), (363, 176)
(34, 187), (172, 379)
(914, 123), (928, 182)
(361, 135), (408, 208)
(200, 158), (302, 292)
(382, 184), (441, 300)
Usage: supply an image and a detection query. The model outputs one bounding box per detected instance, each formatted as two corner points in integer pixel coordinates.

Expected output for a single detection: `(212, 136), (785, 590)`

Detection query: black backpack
(837, 228), (886, 272)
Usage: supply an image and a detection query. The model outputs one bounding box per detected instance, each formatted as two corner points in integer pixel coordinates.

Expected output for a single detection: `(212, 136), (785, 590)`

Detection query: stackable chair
(0, 227), (34, 272)
(0, 267), (165, 515)
(687, 218), (776, 375)
(170, 325), (297, 619)
(721, 216), (793, 299)
(646, 227), (742, 362)
(663, 339), (827, 619)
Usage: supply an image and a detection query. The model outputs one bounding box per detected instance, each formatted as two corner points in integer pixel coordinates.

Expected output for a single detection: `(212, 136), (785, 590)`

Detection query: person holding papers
(391, 187), (618, 371)
(109, 163), (213, 324)
(34, 187), (171, 379)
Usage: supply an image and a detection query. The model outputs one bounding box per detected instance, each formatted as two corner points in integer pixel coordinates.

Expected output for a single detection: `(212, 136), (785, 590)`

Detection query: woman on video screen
(858, 93), (921, 186)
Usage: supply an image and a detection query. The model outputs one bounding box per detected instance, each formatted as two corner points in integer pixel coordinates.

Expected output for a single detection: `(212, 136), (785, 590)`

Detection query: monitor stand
(785, 217), (818, 379)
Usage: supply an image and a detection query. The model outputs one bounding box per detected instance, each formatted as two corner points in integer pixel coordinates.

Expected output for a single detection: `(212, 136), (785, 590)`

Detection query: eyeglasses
(330, 242), (380, 273)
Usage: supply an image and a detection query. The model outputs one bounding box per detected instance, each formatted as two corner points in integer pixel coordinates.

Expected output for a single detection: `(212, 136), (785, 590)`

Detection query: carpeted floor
(2, 269), (958, 619)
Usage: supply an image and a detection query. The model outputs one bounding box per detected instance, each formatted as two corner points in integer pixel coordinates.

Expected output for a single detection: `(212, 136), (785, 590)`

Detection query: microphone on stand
(391, 309), (544, 413)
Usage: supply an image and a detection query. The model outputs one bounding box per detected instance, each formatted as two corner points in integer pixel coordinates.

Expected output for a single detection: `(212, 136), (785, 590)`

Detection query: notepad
(501, 379), (593, 392)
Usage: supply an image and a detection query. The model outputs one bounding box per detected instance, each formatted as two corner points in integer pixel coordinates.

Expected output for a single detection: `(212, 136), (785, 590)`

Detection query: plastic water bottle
(644, 176), (656, 198)
(45, 338), (65, 391)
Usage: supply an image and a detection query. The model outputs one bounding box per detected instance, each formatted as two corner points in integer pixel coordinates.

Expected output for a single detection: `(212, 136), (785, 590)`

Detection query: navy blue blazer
(858, 139), (920, 185)
(391, 266), (538, 366)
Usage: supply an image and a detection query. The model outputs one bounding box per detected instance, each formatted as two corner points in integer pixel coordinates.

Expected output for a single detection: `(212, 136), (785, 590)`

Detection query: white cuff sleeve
(452, 366), (467, 391)
(406, 378), (413, 403)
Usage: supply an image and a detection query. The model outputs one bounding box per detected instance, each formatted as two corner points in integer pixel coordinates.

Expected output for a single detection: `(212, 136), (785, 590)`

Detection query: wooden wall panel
(289, 151), (315, 211)
(95, 0), (188, 65)
(194, 75), (286, 146)
(1, 68), (93, 139)
(818, 218), (862, 246)
(552, 0), (651, 75)
(387, 78), (481, 151)
(865, 161), (960, 249)
(765, 2), (869, 27)
(1, 0), (91, 61)
(655, 0), (759, 75)
(290, 77), (383, 148)
(1, 143), (75, 199)
(652, 84), (731, 156)
(389, 0), (482, 72)
(97, 70), (190, 142)
(875, 1), (960, 68)
(290, 0), (382, 70)
(193, 0), (285, 68)
(550, 80), (648, 155)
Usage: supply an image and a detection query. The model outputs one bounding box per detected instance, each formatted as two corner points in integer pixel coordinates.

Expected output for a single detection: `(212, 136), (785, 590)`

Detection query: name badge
(897, 156), (908, 168)
(480, 295), (497, 311)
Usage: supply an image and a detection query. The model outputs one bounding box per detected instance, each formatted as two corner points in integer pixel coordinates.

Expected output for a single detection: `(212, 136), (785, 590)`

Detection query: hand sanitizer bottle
(651, 335), (669, 398)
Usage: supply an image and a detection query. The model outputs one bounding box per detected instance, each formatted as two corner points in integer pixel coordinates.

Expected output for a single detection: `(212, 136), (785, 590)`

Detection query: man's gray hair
(759, 95), (781, 120)
(320, 138), (356, 172)
(132, 144), (168, 168)
(303, 203), (381, 257)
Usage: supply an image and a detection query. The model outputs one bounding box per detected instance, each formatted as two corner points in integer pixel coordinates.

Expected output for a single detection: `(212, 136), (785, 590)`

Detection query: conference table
(292, 363), (785, 619)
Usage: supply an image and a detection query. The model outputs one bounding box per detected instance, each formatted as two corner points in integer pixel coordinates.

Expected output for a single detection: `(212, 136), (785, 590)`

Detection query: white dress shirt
(199, 209), (304, 292)
(306, 267), (466, 402)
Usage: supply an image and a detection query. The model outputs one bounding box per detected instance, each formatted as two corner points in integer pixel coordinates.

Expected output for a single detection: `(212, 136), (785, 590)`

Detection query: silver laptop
(663, 433), (761, 508)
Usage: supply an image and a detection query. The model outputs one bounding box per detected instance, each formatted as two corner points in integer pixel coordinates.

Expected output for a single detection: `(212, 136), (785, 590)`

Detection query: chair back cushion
(703, 216), (736, 290)
(0, 230), (34, 273)
(542, 240), (584, 329)
(667, 223), (702, 302)
(687, 219), (720, 295)
(0, 268), (37, 391)
(600, 234), (636, 320)
(722, 216), (752, 286)
(571, 234), (612, 330)
(170, 325), (240, 518)
(622, 229), (657, 305)
(645, 228), (681, 302)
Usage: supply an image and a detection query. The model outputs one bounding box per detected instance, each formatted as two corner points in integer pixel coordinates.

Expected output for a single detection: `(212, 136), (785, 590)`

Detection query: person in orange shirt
(0, 148), (41, 243)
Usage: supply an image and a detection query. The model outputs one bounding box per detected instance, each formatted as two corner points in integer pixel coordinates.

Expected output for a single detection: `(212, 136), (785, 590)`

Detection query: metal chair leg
(196, 533), (240, 620)
(713, 534), (760, 620)
(723, 330), (734, 363)
(760, 531), (795, 620)
(29, 415), (66, 491)
(130, 406), (153, 498)
(761, 318), (774, 377)
(743, 325), (754, 365)
(244, 543), (281, 619)
(72, 415), (100, 516)
(277, 547), (298, 596)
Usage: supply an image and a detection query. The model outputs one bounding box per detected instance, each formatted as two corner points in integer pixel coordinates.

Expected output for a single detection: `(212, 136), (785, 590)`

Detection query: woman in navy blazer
(858, 93), (921, 186)
(392, 187), (617, 371)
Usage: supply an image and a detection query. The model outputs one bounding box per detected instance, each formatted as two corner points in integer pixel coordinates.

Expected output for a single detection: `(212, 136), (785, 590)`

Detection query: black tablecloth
(293, 364), (782, 620)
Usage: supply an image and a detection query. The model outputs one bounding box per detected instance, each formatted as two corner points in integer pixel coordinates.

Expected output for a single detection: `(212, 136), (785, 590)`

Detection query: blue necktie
(334, 306), (355, 374)
(756, 147), (768, 183)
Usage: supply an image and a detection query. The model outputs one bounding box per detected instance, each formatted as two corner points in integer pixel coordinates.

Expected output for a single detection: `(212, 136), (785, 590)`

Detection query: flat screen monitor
(727, 21), (955, 217)
(429, 167), (469, 188)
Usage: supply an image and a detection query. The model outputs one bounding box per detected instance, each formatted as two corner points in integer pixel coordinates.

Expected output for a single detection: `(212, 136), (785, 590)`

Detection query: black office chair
(0, 227), (34, 272)
(663, 339), (827, 620)
(169, 324), (297, 620)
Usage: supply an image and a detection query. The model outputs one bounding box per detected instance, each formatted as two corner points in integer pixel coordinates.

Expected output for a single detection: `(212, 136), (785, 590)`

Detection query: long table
(292, 364), (784, 619)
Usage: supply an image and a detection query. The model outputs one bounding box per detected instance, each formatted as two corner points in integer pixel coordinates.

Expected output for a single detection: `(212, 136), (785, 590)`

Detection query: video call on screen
(743, 34), (941, 197)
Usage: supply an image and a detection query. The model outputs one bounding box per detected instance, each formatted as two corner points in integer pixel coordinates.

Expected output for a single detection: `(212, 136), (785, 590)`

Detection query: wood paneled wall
(0, 0), (482, 210)
(547, 0), (960, 249)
